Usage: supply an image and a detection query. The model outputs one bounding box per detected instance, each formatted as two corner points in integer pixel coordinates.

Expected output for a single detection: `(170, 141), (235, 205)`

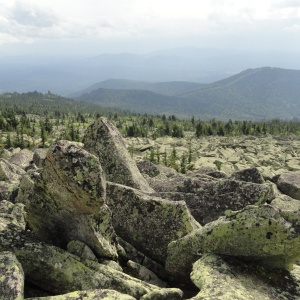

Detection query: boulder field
(1, 117), (300, 299)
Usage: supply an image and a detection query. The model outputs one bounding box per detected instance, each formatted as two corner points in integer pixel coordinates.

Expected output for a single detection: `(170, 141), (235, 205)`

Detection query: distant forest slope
(70, 79), (204, 97)
(76, 67), (300, 120)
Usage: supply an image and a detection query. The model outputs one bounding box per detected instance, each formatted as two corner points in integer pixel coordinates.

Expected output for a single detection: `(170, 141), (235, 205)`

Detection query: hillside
(76, 67), (300, 120)
(70, 79), (204, 97)
(77, 88), (192, 117)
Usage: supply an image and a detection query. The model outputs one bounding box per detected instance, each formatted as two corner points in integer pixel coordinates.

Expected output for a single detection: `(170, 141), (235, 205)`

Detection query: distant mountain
(69, 79), (204, 97)
(2, 47), (300, 95)
(76, 67), (300, 120)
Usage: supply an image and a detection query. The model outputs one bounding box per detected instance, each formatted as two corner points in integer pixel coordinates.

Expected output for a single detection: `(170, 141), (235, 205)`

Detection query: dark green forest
(1, 91), (300, 150)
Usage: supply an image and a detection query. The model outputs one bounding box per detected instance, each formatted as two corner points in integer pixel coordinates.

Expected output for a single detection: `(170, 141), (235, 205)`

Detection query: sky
(0, 0), (300, 56)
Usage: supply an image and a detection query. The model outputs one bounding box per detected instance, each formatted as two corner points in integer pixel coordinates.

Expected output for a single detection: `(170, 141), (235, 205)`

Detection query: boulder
(0, 158), (25, 201)
(27, 289), (136, 300)
(106, 182), (200, 265)
(32, 148), (48, 168)
(0, 210), (156, 298)
(9, 148), (34, 169)
(140, 288), (183, 300)
(137, 160), (160, 178)
(16, 140), (117, 259)
(0, 251), (24, 300)
(166, 204), (300, 279)
(159, 176), (275, 225)
(230, 167), (265, 184)
(276, 172), (300, 200)
(190, 254), (300, 300)
(67, 240), (98, 262)
(125, 260), (167, 287)
(83, 117), (153, 192)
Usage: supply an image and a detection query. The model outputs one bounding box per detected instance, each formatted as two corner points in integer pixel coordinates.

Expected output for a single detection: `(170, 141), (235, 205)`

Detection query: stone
(0, 200), (26, 230)
(32, 148), (48, 168)
(276, 172), (300, 200)
(67, 240), (98, 262)
(166, 204), (300, 279)
(17, 140), (117, 259)
(137, 160), (160, 178)
(9, 148), (34, 169)
(140, 288), (183, 300)
(0, 214), (156, 298)
(83, 117), (153, 192)
(0, 158), (25, 181)
(190, 254), (300, 300)
(26, 289), (136, 300)
(231, 167), (265, 184)
(161, 176), (275, 225)
(106, 182), (200, 265)
(0, 251), (24, 300)
(125, 260), (167, 288)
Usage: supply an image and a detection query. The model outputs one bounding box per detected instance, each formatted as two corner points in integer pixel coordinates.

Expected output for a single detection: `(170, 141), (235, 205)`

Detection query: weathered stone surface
(190, 254), (300, 300)
(17, 140), (117, 259)
(67, 240), (98, 262)
(140, 288), (183, 300)
(0, 215), (156, 298)
(166, 204), (300, 279)
(0, 158), (25, 181)
(125, 260), (167, 288)
(276, 172), (300, 200)
(159, 176), (275, 225)
(9, 148), (34, 169)
(32, 148), (48, 168)
(27, 289), (136, 300)
(83, 117), (153, 192)
(231, 167), (265, 184)
(0, 251), (24, 300)
(117, 237), (169, 281)
(0, 200), (26, 230)
(137, 160), (160, 178)
(107, 182), (200, 265)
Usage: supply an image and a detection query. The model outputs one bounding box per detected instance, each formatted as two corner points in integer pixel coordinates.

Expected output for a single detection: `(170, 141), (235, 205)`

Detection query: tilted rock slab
(0, 251), (24, 300)
(166, 204), (300, 279)
(83, 117), (153, 192)
(190, 254), (300, 300)
(276, 172), (300, 200)
(27, 289), (136, 300)
(107, 182), (200, 265)
(0, 208), (157, 299)
(158, 175), (275, 225)
(16, 140), (117, 259)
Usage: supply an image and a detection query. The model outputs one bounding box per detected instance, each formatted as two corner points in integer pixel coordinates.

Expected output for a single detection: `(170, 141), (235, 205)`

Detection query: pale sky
(0, 0), (300, 55)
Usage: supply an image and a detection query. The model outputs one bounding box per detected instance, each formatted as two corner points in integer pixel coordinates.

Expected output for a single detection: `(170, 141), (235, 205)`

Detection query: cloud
(274, 0), (300, 8)
(10, 1), (58, 27)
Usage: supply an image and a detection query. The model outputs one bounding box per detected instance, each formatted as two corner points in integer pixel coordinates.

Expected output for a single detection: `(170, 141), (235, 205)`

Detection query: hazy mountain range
(74, 67), (300, 120)
(2, 47), (300, 95)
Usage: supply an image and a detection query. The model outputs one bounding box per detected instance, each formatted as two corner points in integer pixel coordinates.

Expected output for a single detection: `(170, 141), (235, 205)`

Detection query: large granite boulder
(27, 289), (136, 300)
(166, 204), (300, 279)
(16, 140), (117, 259)
(106, 182), (200, 265)
(0, 251), (24, 300)
(0, 206), (157, 298)
(159, 175), (275, 225)
(190, 254), (300, 300)
(230, 167), (265, 184)
(0, 158), (25, 201)
(276, 172), (300, 200)
(9, 148), (34, 169)
(83, 117), (153, 192)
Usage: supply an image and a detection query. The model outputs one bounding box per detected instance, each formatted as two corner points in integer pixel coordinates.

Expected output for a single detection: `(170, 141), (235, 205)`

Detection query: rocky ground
(1, 118), (300, 299)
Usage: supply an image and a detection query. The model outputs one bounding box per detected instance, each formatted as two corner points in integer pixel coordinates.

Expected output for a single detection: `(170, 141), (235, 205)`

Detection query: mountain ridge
(76, 67), (300, 120)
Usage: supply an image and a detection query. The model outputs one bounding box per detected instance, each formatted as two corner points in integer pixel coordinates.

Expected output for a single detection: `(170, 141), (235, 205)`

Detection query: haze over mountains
(1, 47), (300, 120)
(2, 47), (300, 96)
(75, 67), (300, 121)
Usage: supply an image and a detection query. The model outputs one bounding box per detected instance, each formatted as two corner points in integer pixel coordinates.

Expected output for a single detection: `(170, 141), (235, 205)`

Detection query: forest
(1, 91), (300, 173)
